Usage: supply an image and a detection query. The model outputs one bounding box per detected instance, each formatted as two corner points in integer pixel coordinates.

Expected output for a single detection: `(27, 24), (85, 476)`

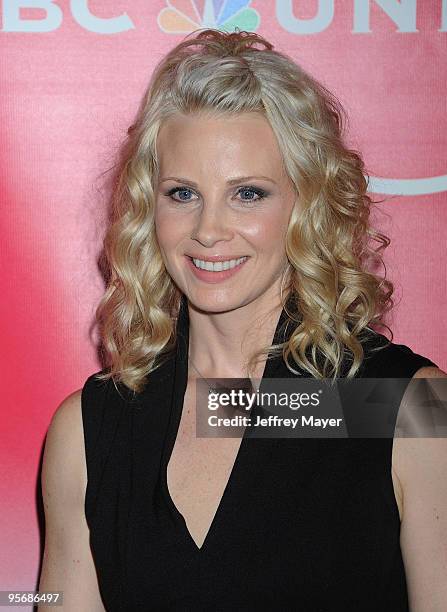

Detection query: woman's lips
(185, 256), (249, 284)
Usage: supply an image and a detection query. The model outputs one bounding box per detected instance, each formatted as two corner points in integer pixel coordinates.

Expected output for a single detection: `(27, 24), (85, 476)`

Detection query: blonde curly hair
(94, 28), (394, 393)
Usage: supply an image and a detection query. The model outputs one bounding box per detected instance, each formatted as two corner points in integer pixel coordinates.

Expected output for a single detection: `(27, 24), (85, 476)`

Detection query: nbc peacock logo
(157, 0), (260, 34)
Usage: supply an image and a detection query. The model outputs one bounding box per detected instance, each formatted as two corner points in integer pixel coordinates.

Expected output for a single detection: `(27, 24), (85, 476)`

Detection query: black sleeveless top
(81, 299), (437, 611)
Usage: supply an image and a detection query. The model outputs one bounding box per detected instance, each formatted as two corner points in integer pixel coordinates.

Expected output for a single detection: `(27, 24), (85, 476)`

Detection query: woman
(39, 29), (447, 611)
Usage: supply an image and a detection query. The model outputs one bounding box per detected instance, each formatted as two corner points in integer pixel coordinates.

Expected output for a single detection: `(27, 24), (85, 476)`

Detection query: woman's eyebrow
(159, 175), (277, 186)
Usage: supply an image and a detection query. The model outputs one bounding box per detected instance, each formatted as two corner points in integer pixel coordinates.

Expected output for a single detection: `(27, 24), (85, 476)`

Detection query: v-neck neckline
(158, 295), (297, 554)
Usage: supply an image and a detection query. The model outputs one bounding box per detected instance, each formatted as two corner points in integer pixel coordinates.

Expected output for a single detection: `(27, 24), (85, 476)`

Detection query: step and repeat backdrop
(1, 1), (446, 603)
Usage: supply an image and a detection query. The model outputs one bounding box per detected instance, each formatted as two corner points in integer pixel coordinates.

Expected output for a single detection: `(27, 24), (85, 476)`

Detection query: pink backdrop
(1, 1), (445, 605)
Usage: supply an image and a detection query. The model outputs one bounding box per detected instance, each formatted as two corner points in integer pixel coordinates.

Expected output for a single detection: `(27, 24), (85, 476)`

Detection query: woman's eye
(236, 186), (267, 202)
(165, 187), (197, 202)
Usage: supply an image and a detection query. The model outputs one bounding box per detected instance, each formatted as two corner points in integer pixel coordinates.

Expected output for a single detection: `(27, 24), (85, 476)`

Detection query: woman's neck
(187, 291), (285, 380)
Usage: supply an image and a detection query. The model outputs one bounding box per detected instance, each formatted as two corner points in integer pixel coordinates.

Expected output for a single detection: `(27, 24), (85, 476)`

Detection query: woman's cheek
(242, 213), (286, 246)
(155, 210), (182, 248)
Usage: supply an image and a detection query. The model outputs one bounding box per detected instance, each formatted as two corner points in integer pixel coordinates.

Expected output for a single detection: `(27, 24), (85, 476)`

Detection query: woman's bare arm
(38, 390), (106, 611)
(395, 366), (447, 612)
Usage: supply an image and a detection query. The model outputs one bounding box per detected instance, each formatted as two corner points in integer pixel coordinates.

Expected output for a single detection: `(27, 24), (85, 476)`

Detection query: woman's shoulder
(81, 368), (135, 408)
(82, 368), (113, 400)
(80, 367), (130, 439)
(356, 329), (438, 378)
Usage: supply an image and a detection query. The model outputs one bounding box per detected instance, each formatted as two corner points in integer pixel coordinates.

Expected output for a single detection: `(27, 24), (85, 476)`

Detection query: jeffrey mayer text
(207, 414), (343, 429)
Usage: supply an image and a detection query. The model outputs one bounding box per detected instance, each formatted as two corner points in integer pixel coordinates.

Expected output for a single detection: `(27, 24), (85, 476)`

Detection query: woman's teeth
(191, 256), (247, 272)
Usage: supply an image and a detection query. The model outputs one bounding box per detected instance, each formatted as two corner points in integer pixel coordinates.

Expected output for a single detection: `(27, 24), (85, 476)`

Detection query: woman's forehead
(157, 113), (285, 180)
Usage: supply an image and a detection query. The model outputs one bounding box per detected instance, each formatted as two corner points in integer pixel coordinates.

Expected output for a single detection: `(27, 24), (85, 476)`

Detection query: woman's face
(154, 111), (297, 314)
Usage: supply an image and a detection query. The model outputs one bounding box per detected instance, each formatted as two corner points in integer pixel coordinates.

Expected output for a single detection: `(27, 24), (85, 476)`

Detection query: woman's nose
(191, 204), (233, 247)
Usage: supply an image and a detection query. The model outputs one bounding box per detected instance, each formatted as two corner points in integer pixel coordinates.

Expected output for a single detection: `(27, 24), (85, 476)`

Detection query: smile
(191, 257), (248, 272)
(185, 255), (250, 284)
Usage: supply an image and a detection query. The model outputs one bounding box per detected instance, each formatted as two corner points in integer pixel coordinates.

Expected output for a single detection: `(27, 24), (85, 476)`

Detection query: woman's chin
(183, 291), (250, 315)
